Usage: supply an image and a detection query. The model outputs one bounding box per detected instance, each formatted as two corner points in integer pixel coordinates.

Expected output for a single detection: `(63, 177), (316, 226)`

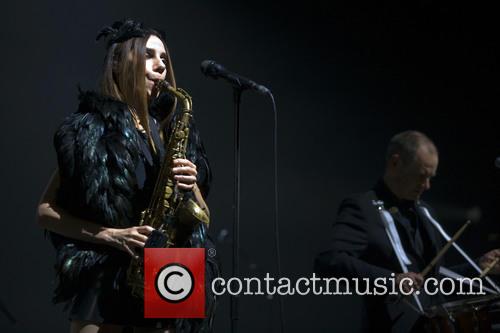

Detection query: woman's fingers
(110, 226), (155, 256)
(135, 225), (154, 235)
(172, 166), (197, 176)
(173, 159), (196, 169)
(174, 175), (197, 183)
(172, 166), (197, 189)
(176, 182), (195, 190)
(120, 238), (146, 258)
(171, 159), (197, 190)
(127, 238), (146, 249)
(131, 232), (148, 243)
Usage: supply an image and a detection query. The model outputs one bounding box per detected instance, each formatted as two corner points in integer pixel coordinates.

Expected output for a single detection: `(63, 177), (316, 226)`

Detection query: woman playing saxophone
(36, 19), (217, 333)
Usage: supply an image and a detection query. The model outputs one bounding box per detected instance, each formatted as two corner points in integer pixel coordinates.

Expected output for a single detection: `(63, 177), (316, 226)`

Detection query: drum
(424, 294), (500, 333)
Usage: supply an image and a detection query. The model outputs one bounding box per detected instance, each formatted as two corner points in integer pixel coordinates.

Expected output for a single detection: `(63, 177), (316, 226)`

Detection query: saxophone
(126, 80), (210, 298)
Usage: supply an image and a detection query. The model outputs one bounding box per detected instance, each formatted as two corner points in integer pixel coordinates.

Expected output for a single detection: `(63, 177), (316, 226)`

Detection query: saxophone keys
(175, 130), (185, 139)
(164, 186), (173, 197)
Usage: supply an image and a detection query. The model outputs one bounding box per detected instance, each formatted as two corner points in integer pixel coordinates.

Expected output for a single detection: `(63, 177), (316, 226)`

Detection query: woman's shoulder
(59, 90), (130, 128)
(53, 90), (141, 177)
(55, 90), (137, 143)
(76, 90), (129, 118)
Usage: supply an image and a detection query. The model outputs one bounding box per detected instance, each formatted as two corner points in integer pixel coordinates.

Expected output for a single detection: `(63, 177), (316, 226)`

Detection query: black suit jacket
(315, 181), (446, 332)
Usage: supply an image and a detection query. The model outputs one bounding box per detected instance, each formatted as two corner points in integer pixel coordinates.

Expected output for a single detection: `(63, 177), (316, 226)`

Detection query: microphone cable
(266, 91), (286, 333)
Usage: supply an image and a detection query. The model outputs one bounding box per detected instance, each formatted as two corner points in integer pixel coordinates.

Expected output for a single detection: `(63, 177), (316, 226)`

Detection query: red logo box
(144, 248), (205, 318)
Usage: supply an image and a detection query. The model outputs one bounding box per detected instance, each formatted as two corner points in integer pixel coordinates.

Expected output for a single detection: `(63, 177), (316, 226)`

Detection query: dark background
(1, 1), (499, 332)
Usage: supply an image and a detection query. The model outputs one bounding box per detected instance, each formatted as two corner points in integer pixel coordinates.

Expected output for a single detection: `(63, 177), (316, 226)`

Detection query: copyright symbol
(155, 263), (194, 303)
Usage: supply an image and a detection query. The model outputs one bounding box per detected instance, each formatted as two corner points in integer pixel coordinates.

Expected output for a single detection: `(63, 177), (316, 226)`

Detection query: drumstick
(421, 220), (472, 277)
(480, 257), (500, 278)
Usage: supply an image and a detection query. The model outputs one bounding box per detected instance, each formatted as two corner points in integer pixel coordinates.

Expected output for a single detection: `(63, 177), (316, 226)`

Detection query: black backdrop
(1, 1), (499, 332)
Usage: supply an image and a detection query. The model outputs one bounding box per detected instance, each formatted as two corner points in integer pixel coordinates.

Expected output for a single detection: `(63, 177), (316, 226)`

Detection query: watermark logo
(155, 263), (194, 303)
(144, 248), (205, 318)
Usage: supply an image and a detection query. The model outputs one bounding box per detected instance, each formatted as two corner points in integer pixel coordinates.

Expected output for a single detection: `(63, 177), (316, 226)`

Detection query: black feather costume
(50, 90), (219, 332)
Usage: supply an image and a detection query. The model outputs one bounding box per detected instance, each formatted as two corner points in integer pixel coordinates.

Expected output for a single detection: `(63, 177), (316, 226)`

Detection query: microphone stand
(231, 87), (242, 333)
(205, 68), (281, 331)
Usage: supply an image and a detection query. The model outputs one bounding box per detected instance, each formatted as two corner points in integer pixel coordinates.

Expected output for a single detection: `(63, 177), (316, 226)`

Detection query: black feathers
(95, 19), (166, 48)
(55, 91), (140, 227)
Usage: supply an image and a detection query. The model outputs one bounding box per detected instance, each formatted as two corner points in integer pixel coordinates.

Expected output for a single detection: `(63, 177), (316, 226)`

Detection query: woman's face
(144, 35), (167, 97)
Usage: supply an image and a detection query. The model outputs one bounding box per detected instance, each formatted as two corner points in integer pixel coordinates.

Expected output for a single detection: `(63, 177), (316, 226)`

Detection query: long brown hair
(100, 34), (177, 150)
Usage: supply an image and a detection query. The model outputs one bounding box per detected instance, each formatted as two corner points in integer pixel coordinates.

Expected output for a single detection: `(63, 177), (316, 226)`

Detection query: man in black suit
(315, 130), (500, 332)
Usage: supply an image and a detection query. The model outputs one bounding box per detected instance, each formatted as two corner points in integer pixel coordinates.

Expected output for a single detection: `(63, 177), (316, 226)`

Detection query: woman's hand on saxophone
(100, 226), (155, 258)
(172, 158), (197, 191)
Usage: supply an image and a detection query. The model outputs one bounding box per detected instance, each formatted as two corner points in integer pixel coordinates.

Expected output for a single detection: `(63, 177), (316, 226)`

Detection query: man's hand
(479, 249), (500, 275)
(395, 272), (423, 294)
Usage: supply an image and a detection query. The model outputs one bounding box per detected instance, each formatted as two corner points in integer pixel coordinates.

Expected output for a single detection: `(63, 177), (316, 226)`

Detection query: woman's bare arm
(37, 170), (153, 257)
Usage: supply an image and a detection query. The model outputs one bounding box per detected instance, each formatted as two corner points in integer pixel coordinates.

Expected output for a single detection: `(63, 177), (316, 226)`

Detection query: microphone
(200, 60), (270, 94)
(496, 157), (500, 168)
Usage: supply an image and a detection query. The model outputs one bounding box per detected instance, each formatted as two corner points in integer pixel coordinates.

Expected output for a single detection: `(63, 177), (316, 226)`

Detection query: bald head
(386, 130), (438, 166)
(384, 131), (439, 201)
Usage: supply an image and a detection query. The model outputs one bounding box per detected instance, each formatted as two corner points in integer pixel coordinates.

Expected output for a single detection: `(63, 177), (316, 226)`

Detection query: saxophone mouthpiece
(155, 80), (171, 91)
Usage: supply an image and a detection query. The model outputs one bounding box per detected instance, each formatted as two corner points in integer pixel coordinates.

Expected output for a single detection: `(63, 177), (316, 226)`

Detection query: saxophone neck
(156, 80), (192, 112)
(177, 88), (192, 113)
